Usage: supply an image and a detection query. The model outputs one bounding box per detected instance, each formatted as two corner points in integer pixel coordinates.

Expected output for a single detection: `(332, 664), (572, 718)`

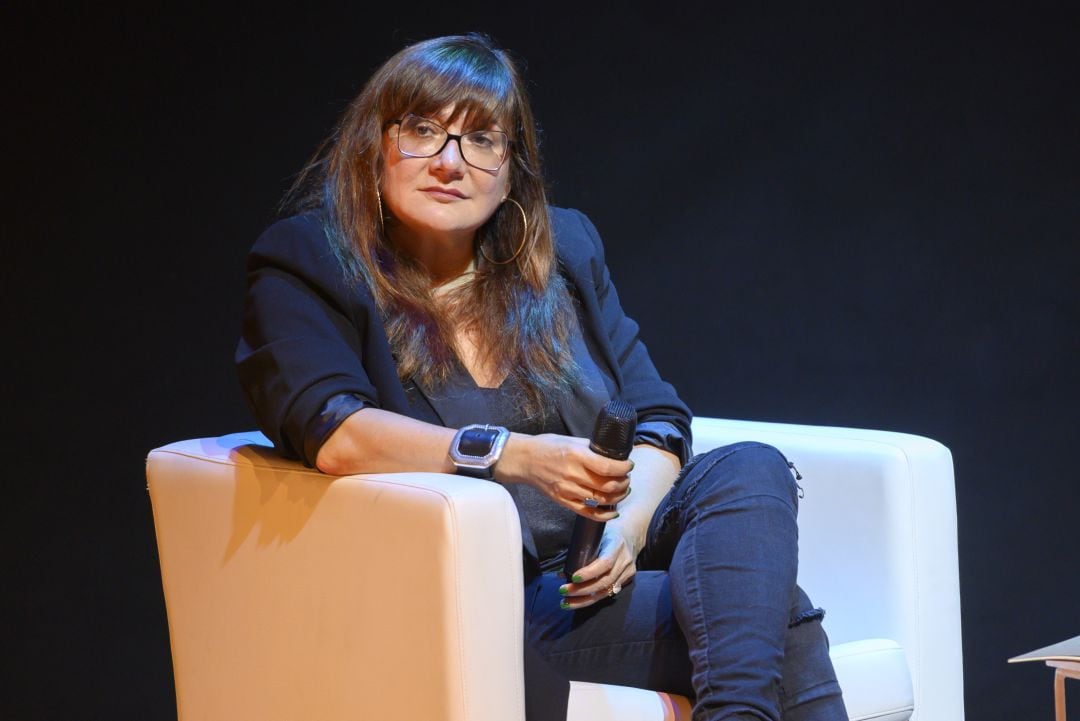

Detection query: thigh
(524, 571), (694, 698)
(638, 441), (800, 573)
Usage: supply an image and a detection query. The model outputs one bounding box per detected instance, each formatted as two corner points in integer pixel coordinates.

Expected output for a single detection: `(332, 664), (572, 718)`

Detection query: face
(380, 107), (511, 248)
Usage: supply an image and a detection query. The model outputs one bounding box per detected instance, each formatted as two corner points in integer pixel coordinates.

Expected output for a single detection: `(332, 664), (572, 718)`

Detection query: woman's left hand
(559, 526), (639, 610)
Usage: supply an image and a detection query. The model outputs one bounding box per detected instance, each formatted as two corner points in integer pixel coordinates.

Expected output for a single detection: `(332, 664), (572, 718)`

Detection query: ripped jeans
(525, 442), (847, 721)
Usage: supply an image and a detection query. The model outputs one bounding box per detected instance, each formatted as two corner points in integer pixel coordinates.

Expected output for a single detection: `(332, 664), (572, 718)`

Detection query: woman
(237, 33), (846, 721)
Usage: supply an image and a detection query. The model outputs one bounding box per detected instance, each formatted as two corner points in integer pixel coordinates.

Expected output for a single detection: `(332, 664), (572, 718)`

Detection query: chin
(415, 209), (487, 235)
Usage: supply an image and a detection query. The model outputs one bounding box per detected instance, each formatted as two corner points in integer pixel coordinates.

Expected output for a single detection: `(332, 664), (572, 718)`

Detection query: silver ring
(583, 497), (600, 508)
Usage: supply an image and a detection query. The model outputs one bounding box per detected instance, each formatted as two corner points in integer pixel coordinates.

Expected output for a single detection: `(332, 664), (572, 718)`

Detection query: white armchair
(147, 417), (963, 721)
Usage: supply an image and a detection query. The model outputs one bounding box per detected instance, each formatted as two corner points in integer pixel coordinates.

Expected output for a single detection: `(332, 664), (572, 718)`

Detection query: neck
(388, 223), (475, 283)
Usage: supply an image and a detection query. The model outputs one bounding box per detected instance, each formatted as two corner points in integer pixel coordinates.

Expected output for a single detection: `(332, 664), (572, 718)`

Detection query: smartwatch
(449, 424), (510, 479)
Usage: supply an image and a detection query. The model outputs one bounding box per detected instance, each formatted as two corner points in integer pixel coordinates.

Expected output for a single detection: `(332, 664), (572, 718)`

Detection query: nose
(431, 136), (466, 175)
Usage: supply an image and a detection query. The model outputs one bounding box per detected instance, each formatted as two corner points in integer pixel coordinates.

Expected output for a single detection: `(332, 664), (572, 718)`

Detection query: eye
(403, 116), (442, 137)
(466, 131), (507, 153)
(412, 121), (438, 137)
(467, 132), (495, 149)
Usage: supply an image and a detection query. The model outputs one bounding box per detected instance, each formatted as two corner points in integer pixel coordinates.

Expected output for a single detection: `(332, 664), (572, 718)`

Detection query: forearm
(315, 407), (459, 476)
(605, 444), (681, 556)
(317, 409), (633, 526)
(313, 409), (594, 486)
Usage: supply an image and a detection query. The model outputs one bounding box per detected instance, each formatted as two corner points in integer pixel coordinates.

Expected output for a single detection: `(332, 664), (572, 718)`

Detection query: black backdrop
(6, 2), (1078, 719)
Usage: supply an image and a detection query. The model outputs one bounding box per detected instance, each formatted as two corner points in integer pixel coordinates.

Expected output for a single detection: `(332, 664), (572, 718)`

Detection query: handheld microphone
(563, 399), (637, 578)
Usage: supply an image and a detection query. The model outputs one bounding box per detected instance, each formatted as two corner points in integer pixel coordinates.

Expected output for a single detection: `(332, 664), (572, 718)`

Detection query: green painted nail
(559, 585), (569, 596)
(560, 600), (571, 610)
(572, 574), (584, 584)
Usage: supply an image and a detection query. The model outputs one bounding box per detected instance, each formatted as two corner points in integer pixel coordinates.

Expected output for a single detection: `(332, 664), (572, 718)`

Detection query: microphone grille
(590, 400), (638, 460)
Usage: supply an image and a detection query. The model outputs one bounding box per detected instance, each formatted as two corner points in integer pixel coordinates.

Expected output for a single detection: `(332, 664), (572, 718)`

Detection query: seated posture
(236, 33), (846, 721)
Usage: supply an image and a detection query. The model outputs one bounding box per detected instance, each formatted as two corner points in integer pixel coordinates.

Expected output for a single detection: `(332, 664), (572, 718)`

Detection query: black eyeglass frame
(387, 114), (512, 171)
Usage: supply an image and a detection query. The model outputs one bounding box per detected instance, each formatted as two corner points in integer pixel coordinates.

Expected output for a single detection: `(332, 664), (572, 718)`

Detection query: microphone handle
(563, 400), (636, 578)
(564, 492), (606, 578)
(565, 436), (630, 578)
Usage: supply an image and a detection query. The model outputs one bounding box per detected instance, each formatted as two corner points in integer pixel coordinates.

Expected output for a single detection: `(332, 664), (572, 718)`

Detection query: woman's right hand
(495, 433), (632, 520)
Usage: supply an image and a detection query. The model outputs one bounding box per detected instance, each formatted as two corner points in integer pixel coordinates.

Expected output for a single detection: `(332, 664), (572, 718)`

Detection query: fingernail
(613, 512), (621, 519)
(560, 600), (571, 610)
(626, 486), (632, 496)
(572, 574), (584, 584)
(559, 585), (569, 596)
(629, 460), (635, 471)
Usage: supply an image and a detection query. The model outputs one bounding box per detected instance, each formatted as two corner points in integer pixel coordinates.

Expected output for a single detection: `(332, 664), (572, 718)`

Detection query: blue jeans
(524, 442), (847, 721)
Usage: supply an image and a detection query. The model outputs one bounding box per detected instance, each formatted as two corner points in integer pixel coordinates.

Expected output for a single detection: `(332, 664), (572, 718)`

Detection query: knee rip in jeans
(788, 606), (826, 628)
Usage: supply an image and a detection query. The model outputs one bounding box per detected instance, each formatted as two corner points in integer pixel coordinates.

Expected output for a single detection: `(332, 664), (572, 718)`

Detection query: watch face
(459, 427), (497, 458)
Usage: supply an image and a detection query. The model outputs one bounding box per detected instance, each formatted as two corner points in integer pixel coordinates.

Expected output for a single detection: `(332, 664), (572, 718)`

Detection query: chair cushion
(831, 639), (913, 721)
(566, 638), (912, 721)
(567, 682), (692, 720)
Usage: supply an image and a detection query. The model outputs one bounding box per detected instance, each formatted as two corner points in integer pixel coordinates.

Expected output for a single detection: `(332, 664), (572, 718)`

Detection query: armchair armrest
(147, 432), (526, 721)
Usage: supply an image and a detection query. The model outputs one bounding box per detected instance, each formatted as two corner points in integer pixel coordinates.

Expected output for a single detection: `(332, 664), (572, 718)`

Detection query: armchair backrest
(689, 418), (964, 721)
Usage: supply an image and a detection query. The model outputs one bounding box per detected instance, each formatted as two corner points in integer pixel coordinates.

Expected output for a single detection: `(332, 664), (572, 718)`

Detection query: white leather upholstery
(567, 681), (692, 720)
(830, 640), (914, 721)
(563, 640), (914, 721)
(148, 433), (525, 721)
(147, 417), (963, 721)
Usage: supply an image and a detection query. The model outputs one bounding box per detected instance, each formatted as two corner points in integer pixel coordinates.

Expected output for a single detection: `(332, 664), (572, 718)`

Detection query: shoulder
(246, 209), (374, 307)
(549, 206), (607, 277)
(249, 210), (333, 270)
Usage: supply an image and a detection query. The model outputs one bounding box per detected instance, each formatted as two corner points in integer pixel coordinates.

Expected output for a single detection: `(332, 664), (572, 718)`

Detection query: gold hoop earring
(480, 197), (528, 265)
(375, 187), (385, 229)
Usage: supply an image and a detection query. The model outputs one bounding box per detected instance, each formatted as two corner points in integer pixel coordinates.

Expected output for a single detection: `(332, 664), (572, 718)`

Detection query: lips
(421, 186), (467, 200)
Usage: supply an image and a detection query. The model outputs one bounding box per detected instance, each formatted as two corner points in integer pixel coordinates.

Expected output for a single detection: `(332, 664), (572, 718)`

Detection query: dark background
(5, 2), (1078, 719)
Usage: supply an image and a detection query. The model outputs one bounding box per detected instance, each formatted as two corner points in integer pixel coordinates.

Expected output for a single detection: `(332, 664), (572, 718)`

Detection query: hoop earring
(375, 187), (385, 229)
(480, 197), (528, 265)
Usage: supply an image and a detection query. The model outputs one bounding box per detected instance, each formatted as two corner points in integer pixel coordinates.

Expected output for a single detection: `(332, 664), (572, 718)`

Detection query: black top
(424, 360), (576, 569)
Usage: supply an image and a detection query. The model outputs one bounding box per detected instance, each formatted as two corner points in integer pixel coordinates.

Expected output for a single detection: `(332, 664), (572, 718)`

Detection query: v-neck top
(417, 360), (577, 571)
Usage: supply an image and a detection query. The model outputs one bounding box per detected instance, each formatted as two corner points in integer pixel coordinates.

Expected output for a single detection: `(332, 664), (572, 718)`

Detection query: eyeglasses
(389, 114), (511, 171)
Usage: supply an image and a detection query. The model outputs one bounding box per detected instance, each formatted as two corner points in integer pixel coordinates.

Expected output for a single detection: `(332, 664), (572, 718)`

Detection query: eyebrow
(417, 113), (505, 134)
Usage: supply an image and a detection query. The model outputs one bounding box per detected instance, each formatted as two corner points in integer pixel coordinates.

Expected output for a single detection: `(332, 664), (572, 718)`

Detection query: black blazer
(236, 206), (692, 466)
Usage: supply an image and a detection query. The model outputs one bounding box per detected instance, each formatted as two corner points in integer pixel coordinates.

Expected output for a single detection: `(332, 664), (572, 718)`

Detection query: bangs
(383, 42), (517, 135)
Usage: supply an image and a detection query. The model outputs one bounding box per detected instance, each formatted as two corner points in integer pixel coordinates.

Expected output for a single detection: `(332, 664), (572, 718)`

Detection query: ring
(583, 497), (600, 508)
(607, 582), (622, 597)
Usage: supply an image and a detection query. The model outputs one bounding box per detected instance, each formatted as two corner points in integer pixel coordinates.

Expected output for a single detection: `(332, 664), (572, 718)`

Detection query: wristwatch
(449, 424), (510, 479)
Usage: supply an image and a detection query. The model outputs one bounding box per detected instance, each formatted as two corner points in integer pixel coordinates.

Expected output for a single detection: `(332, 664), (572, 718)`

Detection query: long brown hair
(287, 33), (578, 417)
